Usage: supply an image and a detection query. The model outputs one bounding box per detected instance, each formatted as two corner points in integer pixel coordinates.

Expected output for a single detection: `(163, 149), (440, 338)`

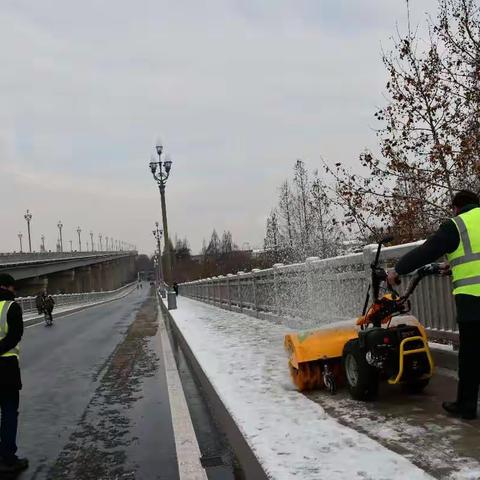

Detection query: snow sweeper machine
(285, 237), (439, 400)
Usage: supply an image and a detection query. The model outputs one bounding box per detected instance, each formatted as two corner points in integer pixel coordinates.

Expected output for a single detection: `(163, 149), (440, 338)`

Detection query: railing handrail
(0, 251), (136, 268)
(17, 282), (136, 314)
(179, 239), (458, 345)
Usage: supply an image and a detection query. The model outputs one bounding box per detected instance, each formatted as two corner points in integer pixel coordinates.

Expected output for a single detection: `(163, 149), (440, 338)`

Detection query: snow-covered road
(167, 297), (480, 480)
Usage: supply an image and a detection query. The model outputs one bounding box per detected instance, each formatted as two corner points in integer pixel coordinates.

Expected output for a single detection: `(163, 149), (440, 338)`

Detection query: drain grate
(200, 455), (225, 468)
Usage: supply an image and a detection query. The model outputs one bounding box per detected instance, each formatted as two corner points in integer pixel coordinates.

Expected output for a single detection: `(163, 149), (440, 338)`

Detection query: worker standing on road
(0, 274), (29, 474)
(387, 190), (480, 420)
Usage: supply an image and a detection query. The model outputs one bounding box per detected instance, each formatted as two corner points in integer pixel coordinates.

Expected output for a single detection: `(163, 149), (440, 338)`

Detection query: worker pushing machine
(0, 274), (29, 474)
(388, 189), (480, 420)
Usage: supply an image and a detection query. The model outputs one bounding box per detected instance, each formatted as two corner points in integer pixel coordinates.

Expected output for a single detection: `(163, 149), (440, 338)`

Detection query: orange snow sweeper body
(284, 237), (437, 397)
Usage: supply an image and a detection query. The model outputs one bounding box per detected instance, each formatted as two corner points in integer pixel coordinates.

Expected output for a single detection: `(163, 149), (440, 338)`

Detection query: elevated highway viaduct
(0, 251), (137, 296)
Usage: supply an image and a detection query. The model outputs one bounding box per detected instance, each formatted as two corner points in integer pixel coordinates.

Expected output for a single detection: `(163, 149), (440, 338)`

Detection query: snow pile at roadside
(170, 297), (433, 480)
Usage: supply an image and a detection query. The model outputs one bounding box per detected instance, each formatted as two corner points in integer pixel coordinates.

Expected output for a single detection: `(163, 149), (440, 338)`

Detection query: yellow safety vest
(0, 301), (20, 358)
(447, 207), (480, 296)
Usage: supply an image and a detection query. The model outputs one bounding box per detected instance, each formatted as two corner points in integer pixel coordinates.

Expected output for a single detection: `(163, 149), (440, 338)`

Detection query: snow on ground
(169, 297), (435, 480)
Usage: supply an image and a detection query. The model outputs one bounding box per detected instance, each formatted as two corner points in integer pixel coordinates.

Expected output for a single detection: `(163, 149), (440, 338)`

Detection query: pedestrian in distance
(388, 190), (480, 420)
(35, 291), (44, 315)
(173, 282), (179, 296)
(43, 294), (55, 326)
(0, 273), (29, 474)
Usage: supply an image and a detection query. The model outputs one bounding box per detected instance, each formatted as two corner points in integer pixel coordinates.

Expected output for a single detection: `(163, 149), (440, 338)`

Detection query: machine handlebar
(400, 262), (450, 300)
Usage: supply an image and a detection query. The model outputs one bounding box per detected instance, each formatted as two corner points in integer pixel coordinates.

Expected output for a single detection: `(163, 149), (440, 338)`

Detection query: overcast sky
(0, 0), (438, 255)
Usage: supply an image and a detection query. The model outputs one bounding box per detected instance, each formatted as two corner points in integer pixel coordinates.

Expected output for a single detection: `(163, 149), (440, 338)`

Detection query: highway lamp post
(149, 140), (176, 309)
(24, 210), (32, 253)
(153, 222), (166, 298)
(90, 231), (94, 252)
(18, 233), (23, 253)
(57, 221), (64, 252)
(153, 256), (158, 286)
(77, 227), (82, 251)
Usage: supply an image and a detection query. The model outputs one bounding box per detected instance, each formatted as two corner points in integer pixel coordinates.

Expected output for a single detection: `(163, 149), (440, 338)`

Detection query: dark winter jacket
(0, 288), (23, 390)
(35, 293), (44, 311)
(395, 204), (480, 323)
(44, 295), (55, 312)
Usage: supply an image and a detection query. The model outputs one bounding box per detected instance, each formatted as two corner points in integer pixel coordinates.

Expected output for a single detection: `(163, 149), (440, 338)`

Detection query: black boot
(442, 401), (477, 420)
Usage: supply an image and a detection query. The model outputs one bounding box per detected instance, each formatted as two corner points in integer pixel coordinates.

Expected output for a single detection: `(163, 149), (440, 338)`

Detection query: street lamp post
(57, 221), (63, 252)
(99, 234), (103, 251)
(69, 240), (73, 252)
(18, 233), (23, 253)
(90, 231), (94, 252)
(24, 210), (32, 253)
(149, 141), (176, 309)
(153, 222), (166, 297)
(77, 227), (82, 251)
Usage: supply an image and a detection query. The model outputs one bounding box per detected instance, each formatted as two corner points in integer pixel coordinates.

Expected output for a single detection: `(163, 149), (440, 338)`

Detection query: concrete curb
(430, 346), (458, 372)
(23, 286), (136, 327)
(156, 297), (208, 480)
(159, 300), (270, 480)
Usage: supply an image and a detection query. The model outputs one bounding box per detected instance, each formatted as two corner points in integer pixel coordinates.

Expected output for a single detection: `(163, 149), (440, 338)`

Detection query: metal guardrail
(179, 241), (459, 345)
(17, 282), (135, 315)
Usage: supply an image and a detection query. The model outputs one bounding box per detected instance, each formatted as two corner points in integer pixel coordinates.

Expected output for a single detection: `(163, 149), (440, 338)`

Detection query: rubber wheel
(342, 339), (379, 401)
(402, 378), (429, 394)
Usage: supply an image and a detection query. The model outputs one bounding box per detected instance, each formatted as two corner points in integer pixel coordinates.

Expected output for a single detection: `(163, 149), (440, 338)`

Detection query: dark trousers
(457, 322), (480, 412)
(0, 390), (19, 462)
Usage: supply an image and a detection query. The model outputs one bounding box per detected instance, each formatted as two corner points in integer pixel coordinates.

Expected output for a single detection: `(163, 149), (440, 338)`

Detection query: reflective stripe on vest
(0, 301), (20, 357)
(447, 207), (480, 296)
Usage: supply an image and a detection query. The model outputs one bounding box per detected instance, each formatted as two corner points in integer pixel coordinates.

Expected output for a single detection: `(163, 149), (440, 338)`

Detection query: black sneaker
(442, 401), (477, 420)
(0, 457), (29, 473)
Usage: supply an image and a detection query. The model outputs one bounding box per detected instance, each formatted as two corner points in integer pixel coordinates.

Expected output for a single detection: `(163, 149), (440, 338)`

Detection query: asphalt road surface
(14, 286), (179, 480)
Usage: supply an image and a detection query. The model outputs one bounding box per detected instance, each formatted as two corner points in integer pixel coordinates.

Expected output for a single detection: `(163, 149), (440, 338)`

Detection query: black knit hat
(0, 274), (16, 288)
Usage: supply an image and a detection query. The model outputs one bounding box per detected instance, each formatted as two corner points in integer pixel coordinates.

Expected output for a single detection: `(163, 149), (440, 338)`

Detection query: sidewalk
(166, 297), (441, 480)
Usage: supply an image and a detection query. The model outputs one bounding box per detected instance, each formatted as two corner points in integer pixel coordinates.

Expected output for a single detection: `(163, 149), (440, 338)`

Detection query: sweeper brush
(285, 326), (358, 392)
(284, 236), (439, 400)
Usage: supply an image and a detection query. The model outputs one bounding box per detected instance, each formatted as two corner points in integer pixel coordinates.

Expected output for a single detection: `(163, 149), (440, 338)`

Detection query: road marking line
(157, 298), (208, 480)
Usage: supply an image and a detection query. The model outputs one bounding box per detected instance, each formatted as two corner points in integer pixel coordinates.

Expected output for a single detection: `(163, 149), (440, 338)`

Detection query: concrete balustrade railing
(179, 241), (459, 345)
(17, 282), (136, 315)
(0, 251), (135, 266)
